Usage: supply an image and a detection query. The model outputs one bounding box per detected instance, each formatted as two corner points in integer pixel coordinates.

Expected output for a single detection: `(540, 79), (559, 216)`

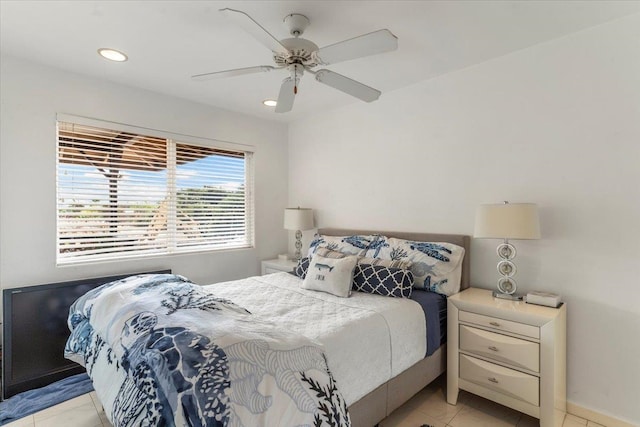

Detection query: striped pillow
(358, 256), (412, 270)
(315, 247), (348, 259)
(315, 248), (412, 269)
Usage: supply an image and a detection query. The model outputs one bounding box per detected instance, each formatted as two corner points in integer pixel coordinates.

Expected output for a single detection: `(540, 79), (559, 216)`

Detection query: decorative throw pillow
(308, 234), (383, 257)
(314, 248), (413, 270)
(353, 264), (414, 298)
(315, 247), (347, 259)
(300, 254), (358, 298)
(365, 237), (465, 296)
(294, 256), (310, 279)
(358, 256), (412, 270)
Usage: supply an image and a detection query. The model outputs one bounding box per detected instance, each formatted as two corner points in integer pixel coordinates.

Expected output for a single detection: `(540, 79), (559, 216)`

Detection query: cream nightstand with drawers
(261, 258), (297, 275)
(447, 288), (566, 427)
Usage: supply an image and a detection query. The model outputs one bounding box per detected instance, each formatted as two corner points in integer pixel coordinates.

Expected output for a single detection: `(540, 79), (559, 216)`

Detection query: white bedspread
(205, 272), (426, 405)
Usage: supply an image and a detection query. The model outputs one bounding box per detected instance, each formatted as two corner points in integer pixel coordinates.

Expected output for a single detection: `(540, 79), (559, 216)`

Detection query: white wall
(289, 14), (640, 424)
(0, 55), (289, 291)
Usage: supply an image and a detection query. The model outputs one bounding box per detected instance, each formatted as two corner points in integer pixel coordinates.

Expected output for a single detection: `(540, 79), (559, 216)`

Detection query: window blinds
(56, 121), (254, 264)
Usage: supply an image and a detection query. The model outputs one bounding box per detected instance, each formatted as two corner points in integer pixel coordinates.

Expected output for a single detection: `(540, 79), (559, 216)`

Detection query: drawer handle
(488, 346), (499, 352)
(489, 321), (501, 327)
(488, 377), (499, 384)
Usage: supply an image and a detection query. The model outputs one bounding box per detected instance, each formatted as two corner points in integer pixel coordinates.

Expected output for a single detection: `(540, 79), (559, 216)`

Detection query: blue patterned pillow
(308, 234), (382, 257)
(294, 257), (310, 279)
(352, 264), (414, 298)
(366, 237), (465, 296)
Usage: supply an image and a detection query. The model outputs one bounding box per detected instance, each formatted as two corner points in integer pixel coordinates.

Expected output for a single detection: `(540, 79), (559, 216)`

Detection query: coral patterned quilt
(64, 274), (350, 427)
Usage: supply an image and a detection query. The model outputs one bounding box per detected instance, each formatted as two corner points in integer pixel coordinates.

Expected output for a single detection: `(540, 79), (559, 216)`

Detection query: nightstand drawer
(460, 325), (540, 372)
(264, 267), (282, 275)
(460, 354), (539, 406)
(459, 311), (539, 339)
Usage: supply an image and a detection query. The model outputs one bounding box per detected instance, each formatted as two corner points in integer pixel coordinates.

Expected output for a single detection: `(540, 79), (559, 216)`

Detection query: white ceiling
(2, 1), (639, 123)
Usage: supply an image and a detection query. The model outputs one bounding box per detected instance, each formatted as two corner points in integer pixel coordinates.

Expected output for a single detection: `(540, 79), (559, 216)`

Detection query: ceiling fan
(192, 9), (398, 113)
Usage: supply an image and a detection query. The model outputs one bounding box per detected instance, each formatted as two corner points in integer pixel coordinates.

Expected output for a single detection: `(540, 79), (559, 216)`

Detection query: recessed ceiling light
(97, 48), (128, 62)
(262, 99), (277, 107)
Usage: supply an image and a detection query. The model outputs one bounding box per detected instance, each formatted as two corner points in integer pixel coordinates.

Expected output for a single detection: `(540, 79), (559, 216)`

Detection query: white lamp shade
(284, 208), (314, 231)
(474, 203), (541, 240)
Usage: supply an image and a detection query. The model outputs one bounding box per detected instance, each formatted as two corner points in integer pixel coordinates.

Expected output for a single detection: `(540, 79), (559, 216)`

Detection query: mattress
(205, 272), (427, 406)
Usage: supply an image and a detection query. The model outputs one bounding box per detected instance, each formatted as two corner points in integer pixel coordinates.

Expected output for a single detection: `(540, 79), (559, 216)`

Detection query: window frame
(55, 114), (255, 266)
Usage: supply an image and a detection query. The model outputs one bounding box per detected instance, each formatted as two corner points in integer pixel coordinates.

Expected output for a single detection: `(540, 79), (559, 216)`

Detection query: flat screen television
(2, 270), (170, 400)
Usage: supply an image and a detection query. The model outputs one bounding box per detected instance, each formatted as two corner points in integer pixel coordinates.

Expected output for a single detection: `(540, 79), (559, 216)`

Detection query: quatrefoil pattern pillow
(294, 257), (310, 279)
(353, 264), (414, 298)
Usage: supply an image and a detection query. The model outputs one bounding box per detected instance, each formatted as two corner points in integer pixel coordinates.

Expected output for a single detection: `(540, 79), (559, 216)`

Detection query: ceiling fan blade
(192, 66), (279, 81)
(220, 8), (288, 56)
(275, 78), (296, 113)
(314, 69), (381, 102)
(315, 29), (398, 65)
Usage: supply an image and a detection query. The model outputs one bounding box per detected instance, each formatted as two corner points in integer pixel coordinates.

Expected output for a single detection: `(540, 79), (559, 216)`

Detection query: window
(56, 119), (254, 264)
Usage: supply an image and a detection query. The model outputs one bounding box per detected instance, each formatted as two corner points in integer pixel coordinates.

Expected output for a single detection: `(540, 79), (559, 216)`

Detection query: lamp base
(294, 229), (303, 261)
(492, 291), (524, 301)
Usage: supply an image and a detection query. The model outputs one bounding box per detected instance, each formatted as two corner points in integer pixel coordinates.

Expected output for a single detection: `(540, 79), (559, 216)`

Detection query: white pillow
(301, 253), (357, 298)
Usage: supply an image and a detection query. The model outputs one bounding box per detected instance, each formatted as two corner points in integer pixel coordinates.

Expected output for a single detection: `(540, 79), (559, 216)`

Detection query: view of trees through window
(56, 121), (253, 263)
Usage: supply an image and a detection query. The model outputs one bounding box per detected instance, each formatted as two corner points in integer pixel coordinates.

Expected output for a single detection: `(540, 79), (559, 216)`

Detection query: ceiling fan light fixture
(97, 48), (128, 62)
(262, 99), (277, 107)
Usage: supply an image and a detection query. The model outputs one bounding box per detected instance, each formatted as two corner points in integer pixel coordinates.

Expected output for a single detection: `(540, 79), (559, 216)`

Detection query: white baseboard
(567, 402), (637, 427)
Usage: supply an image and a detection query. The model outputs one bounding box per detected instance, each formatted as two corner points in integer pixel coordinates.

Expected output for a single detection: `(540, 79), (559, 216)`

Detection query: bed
(313, 228), (471, 426)
(65, 228), (470, 427)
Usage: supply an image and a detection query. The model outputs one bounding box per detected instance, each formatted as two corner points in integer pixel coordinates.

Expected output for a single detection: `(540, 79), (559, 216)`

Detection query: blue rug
(0, 373), (94, 425)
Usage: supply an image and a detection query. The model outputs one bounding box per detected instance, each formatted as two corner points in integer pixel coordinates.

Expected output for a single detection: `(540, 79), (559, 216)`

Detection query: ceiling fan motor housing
(274, 37), (319, 67)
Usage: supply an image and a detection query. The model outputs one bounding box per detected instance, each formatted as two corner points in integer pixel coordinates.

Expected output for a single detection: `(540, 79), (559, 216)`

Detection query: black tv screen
(2, 270), (170, 399)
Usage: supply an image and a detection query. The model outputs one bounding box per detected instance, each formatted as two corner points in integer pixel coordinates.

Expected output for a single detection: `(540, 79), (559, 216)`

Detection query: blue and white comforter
(65, 274), (350, 427)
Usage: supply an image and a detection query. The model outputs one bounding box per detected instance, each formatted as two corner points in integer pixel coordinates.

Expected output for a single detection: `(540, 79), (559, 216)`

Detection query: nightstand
(261, 258), (297, 275)
(447, 288), (566, 427)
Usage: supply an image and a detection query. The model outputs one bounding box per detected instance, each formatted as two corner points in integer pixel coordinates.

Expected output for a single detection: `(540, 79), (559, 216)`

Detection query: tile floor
(378, 375), (605, 427)
(5, 375), (605, 427)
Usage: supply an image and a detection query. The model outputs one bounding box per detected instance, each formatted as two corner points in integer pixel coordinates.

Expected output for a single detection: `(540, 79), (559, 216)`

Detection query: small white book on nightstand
(525, 291), (562, 308)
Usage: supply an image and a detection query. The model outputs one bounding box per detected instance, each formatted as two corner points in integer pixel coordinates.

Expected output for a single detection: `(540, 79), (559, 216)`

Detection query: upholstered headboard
(317, 228), (471, 291)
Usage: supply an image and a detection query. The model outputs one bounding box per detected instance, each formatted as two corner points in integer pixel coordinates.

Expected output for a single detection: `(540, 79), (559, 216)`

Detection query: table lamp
(474, 201), (540, 300)
(284, 207), (314, 260)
